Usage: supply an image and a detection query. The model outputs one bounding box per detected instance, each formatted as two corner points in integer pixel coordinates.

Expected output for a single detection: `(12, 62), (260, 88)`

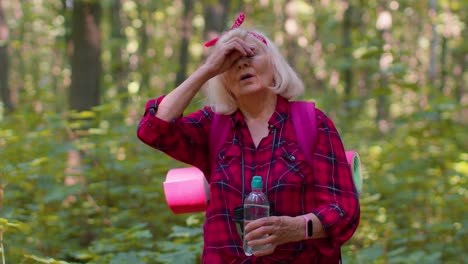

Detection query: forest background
(0, 0), (466, 263)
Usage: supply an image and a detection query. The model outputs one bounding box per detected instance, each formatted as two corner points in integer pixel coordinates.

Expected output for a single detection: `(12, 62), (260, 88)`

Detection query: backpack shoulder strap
(209, 103), (318, 180)
(291, 102), (363, 195)
(290, 101), (318, 166)
(208, 112), (231, 180)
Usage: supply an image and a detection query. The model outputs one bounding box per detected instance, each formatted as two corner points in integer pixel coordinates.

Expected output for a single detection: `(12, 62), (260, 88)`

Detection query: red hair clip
(204, 12), (267, 47)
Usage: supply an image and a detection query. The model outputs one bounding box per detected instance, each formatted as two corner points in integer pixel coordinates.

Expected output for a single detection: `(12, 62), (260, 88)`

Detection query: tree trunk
(203, 0), (231, 41)
(375, 7), (392, 132)
(284, 0), (298, 67)
(0, 0), (13, 113)
(202, 0), (231, 66)
(67, 0), (102, 247)
(454, 51), (466, 103)
(343, 2), (353, 101)
(175, 0), (194, 86)
(111, 0), (127, 105)
(52, 0), (72, 113)
(428, 0), (438, 86)
(439, 35), (447, 94)
(69, 0), (101, 112)
(454, 49), (467, 123)
(136, 0), (150, 93)
(0, 184), (4, 264)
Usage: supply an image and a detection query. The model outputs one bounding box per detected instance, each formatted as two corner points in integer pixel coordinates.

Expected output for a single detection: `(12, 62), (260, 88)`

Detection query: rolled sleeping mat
(164, 151), (363, 214)
(345, 150), (363, 195)
(163, 167), (209, 214)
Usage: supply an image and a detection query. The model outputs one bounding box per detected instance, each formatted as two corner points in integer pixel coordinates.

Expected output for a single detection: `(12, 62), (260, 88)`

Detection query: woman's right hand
(202, 37), (255, 77)
(155, 38), (254, 121)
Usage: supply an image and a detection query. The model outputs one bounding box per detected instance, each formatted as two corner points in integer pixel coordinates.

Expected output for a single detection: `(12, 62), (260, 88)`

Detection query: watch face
(307, 220), (313, 237)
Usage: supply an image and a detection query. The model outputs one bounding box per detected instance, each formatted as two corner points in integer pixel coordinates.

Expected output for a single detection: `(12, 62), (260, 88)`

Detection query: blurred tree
(284, 0), (299, 67)
(136, 0), (156, 93)
(375, 5), (391, 131)
(0, 1), (466, 263)
(428, 0), (439, 87)
(203, 0), (231, 43)
(68, 0), (102, 247)
(0, 183), (4, 264)
(0, 0), (12, 113)
(175, 0), (194, 86)
(110, 0), (128, 105)
(342, 0), (353, 101)
(70, 0), (101, 111)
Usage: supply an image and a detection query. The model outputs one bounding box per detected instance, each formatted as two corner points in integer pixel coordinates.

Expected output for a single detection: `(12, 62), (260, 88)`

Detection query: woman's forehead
(244, 35), (268, 51)
(221, 29), (267, 46)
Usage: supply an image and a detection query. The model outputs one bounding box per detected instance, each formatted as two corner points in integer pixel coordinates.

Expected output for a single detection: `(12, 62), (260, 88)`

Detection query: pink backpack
(163, 102), (362, 214)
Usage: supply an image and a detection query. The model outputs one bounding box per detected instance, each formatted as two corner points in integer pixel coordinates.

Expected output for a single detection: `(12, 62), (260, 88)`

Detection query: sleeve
(136, 96), (213, 174)
(310, 109), (360, 256)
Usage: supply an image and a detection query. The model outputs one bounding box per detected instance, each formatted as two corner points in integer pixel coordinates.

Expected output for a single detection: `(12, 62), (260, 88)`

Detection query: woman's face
(223, 39), (274, 100)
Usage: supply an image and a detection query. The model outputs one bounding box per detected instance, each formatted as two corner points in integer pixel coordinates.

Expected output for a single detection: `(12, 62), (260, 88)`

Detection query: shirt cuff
(139, 97), (179, 138)
(311, 204), (346, 255)
(144, 97), (164, 116)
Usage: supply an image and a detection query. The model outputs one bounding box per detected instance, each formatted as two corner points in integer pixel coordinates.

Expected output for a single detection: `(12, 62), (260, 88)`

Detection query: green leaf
(0, 218), (30, 233)
(109, 252), (145, 264)
(372, 87), (392, 96)
(24, 254), (70, 264)
(353, 45), (383, 59)
(156, 249), (198, 264)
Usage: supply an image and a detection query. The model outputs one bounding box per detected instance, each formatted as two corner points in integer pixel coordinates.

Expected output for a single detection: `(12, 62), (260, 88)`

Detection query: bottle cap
(251, 176), (263, 189)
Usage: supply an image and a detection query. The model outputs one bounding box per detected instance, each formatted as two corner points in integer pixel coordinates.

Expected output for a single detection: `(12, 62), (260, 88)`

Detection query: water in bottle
(243, 176), (270, 256)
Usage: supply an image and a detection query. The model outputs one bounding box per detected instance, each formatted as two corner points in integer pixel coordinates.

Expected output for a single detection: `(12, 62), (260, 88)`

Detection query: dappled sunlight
(0, 0), (466, 263)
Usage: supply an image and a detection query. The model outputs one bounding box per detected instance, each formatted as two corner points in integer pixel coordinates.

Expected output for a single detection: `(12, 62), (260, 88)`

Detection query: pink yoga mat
(163, 167), (209, 214)
(346, 150), (363, 195)
(164, 151), (362, 214)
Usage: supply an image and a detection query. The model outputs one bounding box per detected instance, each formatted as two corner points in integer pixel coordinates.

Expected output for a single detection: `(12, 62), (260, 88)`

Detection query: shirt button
(290, 155), (296, 161)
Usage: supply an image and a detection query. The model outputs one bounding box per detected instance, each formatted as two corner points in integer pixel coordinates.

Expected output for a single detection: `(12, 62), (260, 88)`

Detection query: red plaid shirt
(137, 96), (360, 263)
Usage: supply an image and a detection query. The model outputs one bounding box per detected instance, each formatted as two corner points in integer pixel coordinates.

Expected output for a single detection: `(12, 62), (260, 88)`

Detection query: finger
(224, 38), (255, 56)
(245, 226), (274, 242)
(222, 41), (247, 56)
(238, 43), (255, 56)
(249, 238), (276, 257)
(225, 49), (244, 63)
(252, 246), (275, 257)
(238, 42), (255, 56)
(247, 233), (276, 247)
(244, 217), (276, 233)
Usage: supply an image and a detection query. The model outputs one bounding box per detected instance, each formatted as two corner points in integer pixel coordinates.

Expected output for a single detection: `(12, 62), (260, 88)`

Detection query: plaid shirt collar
(232, 95), (289, 130)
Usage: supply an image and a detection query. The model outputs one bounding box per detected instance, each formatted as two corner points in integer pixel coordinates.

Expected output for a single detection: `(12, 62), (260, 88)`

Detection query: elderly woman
(137, 13), (360, 264)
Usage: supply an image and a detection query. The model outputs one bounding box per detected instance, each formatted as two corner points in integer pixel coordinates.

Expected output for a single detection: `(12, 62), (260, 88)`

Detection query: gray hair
(204, 28), (304, 114)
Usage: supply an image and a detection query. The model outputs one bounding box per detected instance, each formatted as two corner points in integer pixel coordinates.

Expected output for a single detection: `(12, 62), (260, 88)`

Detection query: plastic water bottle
(243, 176), (270, 256)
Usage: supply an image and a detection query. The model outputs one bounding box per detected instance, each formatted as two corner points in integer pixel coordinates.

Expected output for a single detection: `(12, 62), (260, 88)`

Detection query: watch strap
(301, 214), (313, 239)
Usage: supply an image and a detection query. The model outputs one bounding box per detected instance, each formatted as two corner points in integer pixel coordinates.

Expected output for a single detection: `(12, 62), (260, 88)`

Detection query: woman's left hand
(243, 216), (303, 256)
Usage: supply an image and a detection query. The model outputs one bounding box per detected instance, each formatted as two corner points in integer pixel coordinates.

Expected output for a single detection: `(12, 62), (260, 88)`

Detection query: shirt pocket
(269, 144), (314, 216)
(211, 143), (242, 183)
(275, 143), (313, 185)
(208, 144), (244, 217)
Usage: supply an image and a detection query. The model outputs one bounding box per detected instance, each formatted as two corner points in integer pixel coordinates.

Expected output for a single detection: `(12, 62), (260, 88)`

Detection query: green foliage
(336, 95), (467, 263)
(0, 104), (188, 263)
(156, 215), (204, 264)
(0, 218), (29, 234)
(24, 254), (71, 264)
(0, 0), (466, 263)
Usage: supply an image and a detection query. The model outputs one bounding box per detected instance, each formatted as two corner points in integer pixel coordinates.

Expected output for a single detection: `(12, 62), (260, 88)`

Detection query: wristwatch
(302, 214), (313, 239)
